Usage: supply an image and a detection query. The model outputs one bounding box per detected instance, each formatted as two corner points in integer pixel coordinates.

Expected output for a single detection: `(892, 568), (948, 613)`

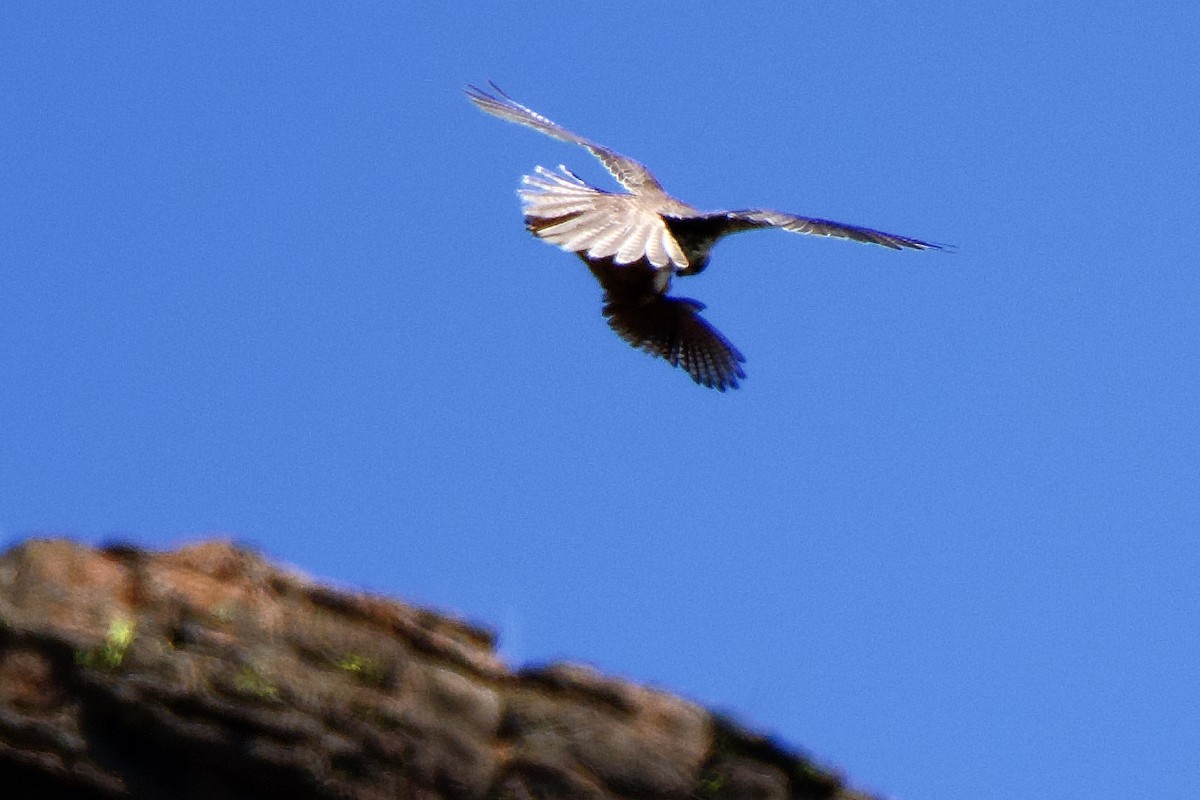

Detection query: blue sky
(3, 3), (1198, 798)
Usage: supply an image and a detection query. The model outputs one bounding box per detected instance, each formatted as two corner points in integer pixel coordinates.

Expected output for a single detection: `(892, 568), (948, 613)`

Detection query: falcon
(466, 82), (946, 391)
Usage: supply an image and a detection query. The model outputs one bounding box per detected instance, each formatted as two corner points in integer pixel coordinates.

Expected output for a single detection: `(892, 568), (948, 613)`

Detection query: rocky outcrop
(0, 539), (875, 799)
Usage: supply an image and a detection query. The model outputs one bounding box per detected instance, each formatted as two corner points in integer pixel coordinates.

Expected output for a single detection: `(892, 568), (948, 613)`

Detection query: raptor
(466, 82), (946, 391)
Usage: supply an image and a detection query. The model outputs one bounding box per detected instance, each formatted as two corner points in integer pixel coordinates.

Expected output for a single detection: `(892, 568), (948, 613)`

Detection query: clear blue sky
(3, 4), (1197, 798)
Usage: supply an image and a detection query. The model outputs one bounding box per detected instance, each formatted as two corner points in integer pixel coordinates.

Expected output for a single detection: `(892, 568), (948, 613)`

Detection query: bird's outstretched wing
(602, 293), (746, 391)
(465, 82), (666, 196)
(680, 209), (947, 251)
(585, 256), (745, 391)
(522, 166), (688, 269)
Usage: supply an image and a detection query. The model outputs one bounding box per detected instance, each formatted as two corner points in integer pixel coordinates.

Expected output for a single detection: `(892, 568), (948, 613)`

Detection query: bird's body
(466, 83), (945, 390)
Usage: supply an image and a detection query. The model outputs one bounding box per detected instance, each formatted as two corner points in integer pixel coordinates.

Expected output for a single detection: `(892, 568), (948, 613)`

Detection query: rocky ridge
(0, 539), (877, 799)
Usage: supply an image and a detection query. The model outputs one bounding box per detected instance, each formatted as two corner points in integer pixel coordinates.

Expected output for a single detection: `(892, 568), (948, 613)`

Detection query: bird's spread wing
(465, 82), (665, 195)
(522, 166), (687, 269)
(602, 293), (746, 391)
(584, 256), (745, 391)
(686, 209), (946, 251)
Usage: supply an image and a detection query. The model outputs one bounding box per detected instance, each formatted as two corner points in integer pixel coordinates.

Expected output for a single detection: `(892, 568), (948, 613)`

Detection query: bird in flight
(466, 82), (946, 391)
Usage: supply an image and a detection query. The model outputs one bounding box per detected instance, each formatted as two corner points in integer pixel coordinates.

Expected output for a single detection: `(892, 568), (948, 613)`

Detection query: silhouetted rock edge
(0, 538), (879, 800)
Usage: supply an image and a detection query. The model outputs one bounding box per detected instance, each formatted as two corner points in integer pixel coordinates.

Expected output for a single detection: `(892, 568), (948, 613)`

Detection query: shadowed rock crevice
(0, 539), (877, 800)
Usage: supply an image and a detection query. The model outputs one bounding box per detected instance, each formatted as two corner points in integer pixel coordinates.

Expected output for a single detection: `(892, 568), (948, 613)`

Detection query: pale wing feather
(615, 217), (654, 265)
(466, 83), (666, 195)
(661, 227), (687, 267)
(521, 167), (687, 269)
(536, 213), (597, 238)
(560, 216), (628, 252)
(717, 209), (945, 251)
(643, 223), (667, 268)
(586, 221), (634, 261)
(559, 224), (607, 253)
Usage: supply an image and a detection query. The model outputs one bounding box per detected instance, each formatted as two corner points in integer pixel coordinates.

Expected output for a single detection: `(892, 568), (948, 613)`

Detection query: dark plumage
(467, 82), (946, 390)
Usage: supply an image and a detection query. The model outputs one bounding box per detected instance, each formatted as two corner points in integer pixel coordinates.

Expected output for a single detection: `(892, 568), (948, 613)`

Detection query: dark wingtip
(909, 237), (957, 252)
(487, 80), (516, 103)
(464, 81), (502, 103)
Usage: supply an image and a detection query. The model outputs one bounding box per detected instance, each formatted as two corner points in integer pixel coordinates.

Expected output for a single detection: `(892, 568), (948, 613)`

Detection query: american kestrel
(467, 83), (946, 391)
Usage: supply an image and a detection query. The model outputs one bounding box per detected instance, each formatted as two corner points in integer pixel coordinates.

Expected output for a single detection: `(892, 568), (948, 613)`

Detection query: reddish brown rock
(0, 538), (877, 799)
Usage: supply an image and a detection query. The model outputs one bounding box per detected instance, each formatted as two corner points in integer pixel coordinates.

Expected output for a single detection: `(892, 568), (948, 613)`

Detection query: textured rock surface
(0, 539), (877, 799)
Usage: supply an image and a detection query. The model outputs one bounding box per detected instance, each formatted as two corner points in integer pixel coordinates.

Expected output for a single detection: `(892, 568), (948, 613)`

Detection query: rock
(0, 538), (877, 799)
